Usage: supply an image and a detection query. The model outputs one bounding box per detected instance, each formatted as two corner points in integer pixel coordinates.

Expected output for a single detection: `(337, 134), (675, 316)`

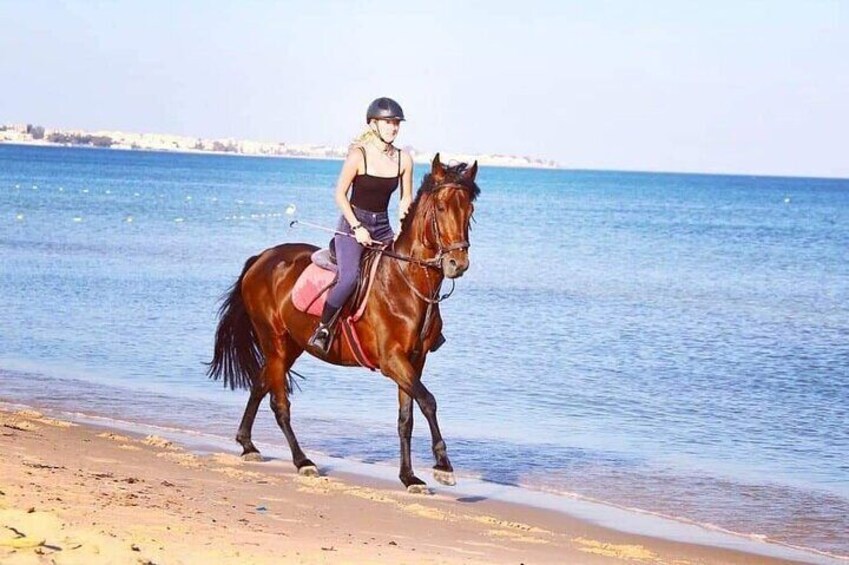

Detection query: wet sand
(0, 407), (816, 564)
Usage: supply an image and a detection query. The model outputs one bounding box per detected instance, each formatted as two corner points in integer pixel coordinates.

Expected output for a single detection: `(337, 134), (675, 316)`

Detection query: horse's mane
(418, 162), (481, 202)
(400, 162), (480, 234)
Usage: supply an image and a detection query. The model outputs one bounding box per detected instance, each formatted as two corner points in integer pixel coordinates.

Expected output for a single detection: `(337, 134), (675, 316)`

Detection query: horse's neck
(393, 195), (431, 259)
(375, 198), (444, 310)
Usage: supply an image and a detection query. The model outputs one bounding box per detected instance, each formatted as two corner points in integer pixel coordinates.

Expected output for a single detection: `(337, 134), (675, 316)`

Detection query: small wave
(514, 480), (849, 564)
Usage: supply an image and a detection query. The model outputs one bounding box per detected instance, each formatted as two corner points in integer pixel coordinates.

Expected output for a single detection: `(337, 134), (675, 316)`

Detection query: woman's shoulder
(399, 148), (414, 168)
(345, 143), (367, 162)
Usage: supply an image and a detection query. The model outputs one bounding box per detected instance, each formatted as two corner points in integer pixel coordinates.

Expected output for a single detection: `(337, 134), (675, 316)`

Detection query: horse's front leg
(414, 380), (455, 486)
(397, 388), (428, 493)
(385, 351), (455, 490)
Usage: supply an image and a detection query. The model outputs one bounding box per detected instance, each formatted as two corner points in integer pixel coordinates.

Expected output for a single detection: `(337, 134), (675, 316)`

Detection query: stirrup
(308, 323), (333, 353)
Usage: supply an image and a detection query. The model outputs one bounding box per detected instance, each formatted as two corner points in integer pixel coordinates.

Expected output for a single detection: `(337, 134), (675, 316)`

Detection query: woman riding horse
(208, 143), (480, 493)
(309, 97), (414, 353)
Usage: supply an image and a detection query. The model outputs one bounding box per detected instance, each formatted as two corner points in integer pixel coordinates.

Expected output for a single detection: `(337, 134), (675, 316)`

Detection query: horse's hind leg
(236, 381), (269, 461)
(263, 333), (316, 476)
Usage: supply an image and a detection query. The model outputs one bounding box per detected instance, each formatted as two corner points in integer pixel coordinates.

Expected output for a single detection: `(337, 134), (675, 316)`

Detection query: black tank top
(349, 146), (401, 213)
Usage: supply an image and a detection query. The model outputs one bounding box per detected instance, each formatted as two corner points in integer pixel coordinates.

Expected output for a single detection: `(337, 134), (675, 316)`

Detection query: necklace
(376, 140), (395, 158)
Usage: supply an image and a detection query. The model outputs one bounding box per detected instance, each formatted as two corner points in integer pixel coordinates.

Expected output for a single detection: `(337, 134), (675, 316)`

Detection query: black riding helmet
(366, 97), (405, 123)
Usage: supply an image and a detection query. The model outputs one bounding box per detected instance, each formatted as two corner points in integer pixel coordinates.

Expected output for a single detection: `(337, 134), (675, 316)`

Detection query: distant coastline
(0, 122), (559, 169)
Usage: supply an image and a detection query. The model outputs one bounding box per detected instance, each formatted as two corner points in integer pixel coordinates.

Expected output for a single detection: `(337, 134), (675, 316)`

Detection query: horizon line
(2, 123), (847, 181)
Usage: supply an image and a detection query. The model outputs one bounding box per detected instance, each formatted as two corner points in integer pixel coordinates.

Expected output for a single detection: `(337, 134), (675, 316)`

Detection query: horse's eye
(437, 205), (446, 212)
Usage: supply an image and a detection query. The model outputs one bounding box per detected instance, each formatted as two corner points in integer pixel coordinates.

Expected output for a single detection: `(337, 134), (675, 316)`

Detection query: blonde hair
(350, 124), (382, 148)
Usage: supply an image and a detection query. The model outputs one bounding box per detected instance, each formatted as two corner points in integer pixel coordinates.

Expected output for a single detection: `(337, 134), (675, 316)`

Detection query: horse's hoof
(298, 465), (320, 477)
(242, 452), (264, 462)
(406, 484), (431, 495)
(433, 468), (456, 486)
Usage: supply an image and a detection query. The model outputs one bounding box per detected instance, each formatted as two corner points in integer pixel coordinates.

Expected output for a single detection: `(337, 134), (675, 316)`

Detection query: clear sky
(1, 1), (847, 177)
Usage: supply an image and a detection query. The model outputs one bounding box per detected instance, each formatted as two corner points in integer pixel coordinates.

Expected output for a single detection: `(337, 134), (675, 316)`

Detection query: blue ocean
(1, 144), (847, 560)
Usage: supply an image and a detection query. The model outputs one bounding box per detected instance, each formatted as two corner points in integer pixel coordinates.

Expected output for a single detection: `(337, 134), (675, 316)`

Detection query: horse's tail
(207, 255), (264, 390)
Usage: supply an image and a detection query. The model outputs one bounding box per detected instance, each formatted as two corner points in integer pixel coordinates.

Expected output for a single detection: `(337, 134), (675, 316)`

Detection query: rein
(373, 242), (457, 305)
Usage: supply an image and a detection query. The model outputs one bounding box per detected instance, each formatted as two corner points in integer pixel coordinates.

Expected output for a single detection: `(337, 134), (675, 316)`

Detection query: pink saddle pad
(292, 263), (335, 316)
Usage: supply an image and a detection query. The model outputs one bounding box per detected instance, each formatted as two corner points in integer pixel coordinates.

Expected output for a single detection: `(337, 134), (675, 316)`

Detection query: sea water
(1, 144), (847, 560)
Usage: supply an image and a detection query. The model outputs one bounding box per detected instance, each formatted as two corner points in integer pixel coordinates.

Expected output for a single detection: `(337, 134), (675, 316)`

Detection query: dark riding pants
(326, 207), (394, 309)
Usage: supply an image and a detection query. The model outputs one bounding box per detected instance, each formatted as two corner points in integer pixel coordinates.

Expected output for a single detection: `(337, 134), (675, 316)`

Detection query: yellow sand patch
(402, 503), (452, 521)
(0, 509), (61, 549)
(36, 417), (75, 428)
(142, 435), (176, 449)
(0, 535), (45, 550)
(294, 482), (337, 496)
(470, 515), (550, 534)
(293, 476), (420, 511)
(155, 452), (201, 468)
(13, 410), (43, 419)
(1, 419), (38, 432)
(211, 467), (268, 481)
(294, 484), (331, 495)
(292, 475), (352, 496)
(209, 453), (244, 466)
(97, 432), (133, 443)
(292, 475), (463, 523)
(295, 477), (413, 513)
(486, 529), (548, 544)
(118, 444), (141, 451)
(461, 540), (510, 550)
(573, 537), (658, 561)
(344, 486), (397, 504)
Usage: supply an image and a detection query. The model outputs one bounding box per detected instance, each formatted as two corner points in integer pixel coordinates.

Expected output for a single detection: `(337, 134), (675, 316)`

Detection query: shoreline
(5, 138), (849, 180)
(0, 138), (559, 171)
(1, 403), (835, 564)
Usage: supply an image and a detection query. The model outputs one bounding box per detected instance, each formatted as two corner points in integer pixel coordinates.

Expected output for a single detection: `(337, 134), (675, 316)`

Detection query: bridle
(378, 183), (471, 269)
(427, 192), (471, 262)
(376, 183), (471, 303)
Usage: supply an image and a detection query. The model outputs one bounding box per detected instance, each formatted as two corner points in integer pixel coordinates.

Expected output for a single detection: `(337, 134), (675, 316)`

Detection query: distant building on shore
(0, 123), (559, 169)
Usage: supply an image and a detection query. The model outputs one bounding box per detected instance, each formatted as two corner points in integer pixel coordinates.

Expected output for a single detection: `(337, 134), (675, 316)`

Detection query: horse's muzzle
(442, 255), (469, 279)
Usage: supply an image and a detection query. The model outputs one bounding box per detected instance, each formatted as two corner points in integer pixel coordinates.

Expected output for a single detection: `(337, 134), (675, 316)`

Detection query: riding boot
(308, 303), (341, 354)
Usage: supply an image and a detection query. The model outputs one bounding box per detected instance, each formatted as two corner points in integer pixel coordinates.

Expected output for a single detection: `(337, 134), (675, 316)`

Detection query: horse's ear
(463, 160), (478, 182)
(431, 153), (445, 182)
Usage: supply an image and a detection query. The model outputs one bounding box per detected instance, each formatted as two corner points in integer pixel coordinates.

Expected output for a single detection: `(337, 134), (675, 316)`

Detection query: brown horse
(207, 154), (479, 492)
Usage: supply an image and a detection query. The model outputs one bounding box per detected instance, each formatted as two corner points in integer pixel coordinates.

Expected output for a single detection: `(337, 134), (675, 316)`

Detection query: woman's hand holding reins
(353, 224), (375, 245)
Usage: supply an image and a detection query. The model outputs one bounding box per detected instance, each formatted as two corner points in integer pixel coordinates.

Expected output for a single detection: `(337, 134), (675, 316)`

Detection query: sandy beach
(0, 407), (818, 565)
